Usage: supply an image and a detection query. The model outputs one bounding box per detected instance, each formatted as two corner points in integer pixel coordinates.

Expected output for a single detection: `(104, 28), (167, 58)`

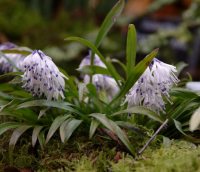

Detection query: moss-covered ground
(0, 132), (200, 172)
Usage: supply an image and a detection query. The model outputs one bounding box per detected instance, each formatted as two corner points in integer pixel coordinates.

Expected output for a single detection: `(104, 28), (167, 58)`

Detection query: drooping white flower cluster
(21, 50), (66, 100)
(79, 53), (119, 100)
(124, 58), (179, 113)
(0, 42), (24, 73)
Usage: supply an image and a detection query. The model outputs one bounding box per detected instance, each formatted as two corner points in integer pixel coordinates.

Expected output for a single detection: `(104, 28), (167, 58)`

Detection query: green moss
(109, 140), (200, 172)
(1, 132), (200, 172)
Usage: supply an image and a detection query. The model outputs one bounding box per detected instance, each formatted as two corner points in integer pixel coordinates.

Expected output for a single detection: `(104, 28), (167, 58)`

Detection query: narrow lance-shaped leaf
(60, 118), (82, 142)
(95, 0), (125, 47)
(65, 37), (122, 86)
(9, 125), (32, 151)
(110, 48), (159, 105)
(0, 122), (20, 136)
(46, 115), (71, 144)
(173, 119), (200, 143)
(90, 113), (135, 155)
(17, 99), (81, 115)
(0, 72), (23, 80)
(112, 106), (163, 123)
(32, 126), (43, 147)
(89, 119), (100, 139)
(126, 24), (137, 78)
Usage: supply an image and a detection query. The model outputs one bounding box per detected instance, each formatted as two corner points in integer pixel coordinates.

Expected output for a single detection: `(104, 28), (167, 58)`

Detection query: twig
(138, 119), (169, 155)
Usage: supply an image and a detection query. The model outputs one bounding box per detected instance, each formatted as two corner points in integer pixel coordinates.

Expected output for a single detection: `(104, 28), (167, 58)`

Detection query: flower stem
(138, 119), (169, 155)
(89, 51), (95, 83)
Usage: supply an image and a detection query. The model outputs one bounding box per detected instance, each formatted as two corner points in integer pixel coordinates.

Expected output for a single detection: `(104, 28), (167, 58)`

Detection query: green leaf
(1, 47), (32, 55)
(9, 125), (32, 150)
(38, 130), (45, 149)
(0, 99), (16, 112)
(95, 0), (125, 47)
(89, 119), (100, 139)
(111, 58), (127, 73)
(32, 126), (43, 147)
(109, 120), (135, 155)
(65, 37), (121, 86)
(126, 24), (137, 77)
(77, 65), (110, 76)
(0, 72), (22, 80)
(17, 99), (81, 115)
(110, 48), (159, 105)
(112, 106), (163, 123)
(90, 113), (114, 131)
(87, 84), (104, 112)
(90, 113), (135, 155)
(116, 121), (144, 135)
(0, 122), (20, 136)
(59, 119), (72, 142)
(46, 115), (71, 144)
(170, 87), (199, 99)
(189, 106), (200, 132)
(38, 108), (49, 119)
(60, 118), (82, 142)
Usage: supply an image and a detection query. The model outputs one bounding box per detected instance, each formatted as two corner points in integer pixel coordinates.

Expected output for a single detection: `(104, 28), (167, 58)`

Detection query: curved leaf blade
(32, 126), (43, 147)
(46, 115), (70, 144)
(17, 99), (81, 115)
(112, 106), (163, 123)
(126, 24), (137, 77)
(90, 113), (135, 155)
(0, 122), (20, 136)
(9, 125), (32, 150)
(89, 119), (100, 139)
(60, 118), (82, 142)
(95, 0), (125, 47)
(65, 37), (122, 85)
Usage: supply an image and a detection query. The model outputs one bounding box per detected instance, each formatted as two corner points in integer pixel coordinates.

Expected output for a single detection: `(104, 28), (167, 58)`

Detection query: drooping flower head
(21, 50), (66, 100)
(125, 58), (179, 113)
(0, 42), (25, 73)
(79, 52), (119, 100)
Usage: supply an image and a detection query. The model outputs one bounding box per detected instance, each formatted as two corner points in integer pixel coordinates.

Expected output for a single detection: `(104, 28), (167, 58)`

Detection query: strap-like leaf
(90, 113), (135, 155)
(112, 106), (163, 123)
(0, 122), (20, 136)
(95, 0), (125, 48)
(60, 118), (82, 142)
(9, 125), (32, 150)
(126, 24), (137, 77)
(46, 115), (71, 144)
(89, 119), (100, 139)
(65, 37), (122, 86)
(17, 99), (81, 115)
(32, 126), (43, 147)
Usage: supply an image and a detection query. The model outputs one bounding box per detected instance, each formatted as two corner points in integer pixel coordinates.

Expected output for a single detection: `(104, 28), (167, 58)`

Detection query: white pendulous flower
(125, 58), (179, 113)
(79, 53), (119, 100)
(21, 50), (65, 100)
(0, 42), (24, 73)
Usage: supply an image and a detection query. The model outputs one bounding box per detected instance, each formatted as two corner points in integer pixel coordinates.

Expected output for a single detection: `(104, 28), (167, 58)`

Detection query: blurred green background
(0, 0), (200, 79)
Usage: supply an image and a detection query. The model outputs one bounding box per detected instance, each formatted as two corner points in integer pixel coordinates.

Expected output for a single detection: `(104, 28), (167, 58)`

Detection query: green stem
(89, 51), (95, 83)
